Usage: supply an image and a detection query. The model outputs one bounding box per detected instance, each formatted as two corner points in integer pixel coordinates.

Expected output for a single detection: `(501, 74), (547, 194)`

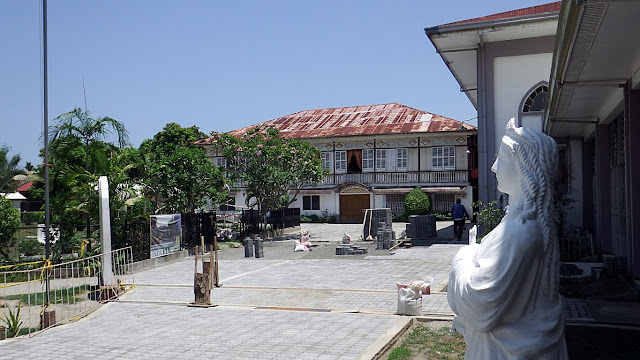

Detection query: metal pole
(42, 0), (51, 305)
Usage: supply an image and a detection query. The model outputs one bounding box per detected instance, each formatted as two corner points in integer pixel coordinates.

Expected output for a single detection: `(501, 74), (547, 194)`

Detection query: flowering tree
(212, 126), (326, 226)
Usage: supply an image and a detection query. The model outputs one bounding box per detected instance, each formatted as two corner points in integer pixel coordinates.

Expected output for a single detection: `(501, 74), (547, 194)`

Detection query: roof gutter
(425, 11), (560, 110)
(543, 0), (583, 135)
(425, 12), (559, 36)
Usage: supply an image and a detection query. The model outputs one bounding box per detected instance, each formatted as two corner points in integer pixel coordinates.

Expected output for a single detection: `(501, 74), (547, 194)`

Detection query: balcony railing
(321, 171), (468, 186)
(228, 170), (468, 189)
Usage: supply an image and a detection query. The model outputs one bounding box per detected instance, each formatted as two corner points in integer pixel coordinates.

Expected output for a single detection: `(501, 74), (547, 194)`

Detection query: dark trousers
(453, 219), (465, 241)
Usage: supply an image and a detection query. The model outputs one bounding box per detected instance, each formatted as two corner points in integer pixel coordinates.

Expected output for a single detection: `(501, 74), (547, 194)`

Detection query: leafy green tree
(0, 197), (21, 259)
(141, 123), (227, 214)
(0, 146), (21, 193)
(404, 187), (431, 215)
(213, 126), (326, 228)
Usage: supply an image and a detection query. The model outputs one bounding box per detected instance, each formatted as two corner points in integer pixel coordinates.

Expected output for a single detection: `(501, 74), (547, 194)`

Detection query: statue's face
(491, 141), (518, 195)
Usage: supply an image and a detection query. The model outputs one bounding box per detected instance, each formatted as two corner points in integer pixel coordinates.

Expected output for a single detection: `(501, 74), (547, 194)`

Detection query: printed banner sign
(150, 214), (181, 258)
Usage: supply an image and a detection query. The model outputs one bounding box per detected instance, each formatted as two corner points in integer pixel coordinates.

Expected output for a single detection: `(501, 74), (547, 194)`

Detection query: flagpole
(42, 0), (51, 307)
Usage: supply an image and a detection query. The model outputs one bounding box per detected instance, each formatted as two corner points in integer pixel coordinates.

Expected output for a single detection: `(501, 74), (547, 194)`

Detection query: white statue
(448, 118), (567, 359)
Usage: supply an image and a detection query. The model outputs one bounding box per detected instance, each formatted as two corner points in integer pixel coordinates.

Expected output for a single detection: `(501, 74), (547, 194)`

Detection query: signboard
(37, 224), (60, 244)
(150, 214), (181, 258)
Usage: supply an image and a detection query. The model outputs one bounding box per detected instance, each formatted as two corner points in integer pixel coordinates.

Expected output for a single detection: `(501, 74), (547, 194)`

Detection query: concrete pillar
(624, 87), (640, 278)
(476, 45), (495, 207)
(595, 125), (611, 254)
(98, 176), (114, 286)
(582, 141), (595, 233)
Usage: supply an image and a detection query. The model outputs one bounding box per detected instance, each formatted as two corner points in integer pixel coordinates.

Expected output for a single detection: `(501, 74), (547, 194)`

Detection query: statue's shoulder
(501, 216), (543, 241)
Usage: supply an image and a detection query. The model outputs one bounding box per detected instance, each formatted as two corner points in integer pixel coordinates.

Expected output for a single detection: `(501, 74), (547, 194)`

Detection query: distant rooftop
(196, 103), (475, 144)
(441, 2), (560, 26)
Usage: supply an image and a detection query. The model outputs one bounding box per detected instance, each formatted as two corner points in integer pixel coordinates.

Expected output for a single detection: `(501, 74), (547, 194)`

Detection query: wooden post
(213, 236), (221, 287)
(194, 245), (199, 274)
(191, 244), (213, 306)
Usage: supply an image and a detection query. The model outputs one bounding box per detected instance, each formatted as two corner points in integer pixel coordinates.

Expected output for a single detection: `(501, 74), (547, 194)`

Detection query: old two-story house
(198, 103), (477, 223)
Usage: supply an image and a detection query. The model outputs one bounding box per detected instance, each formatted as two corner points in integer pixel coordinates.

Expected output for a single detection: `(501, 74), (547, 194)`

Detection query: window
(362, 149), (374, 172)
(322, 152), (333, 171)
(522, 84), (548, 113)
(432, 146), (455, 170)
(375, 149), (387, 171)
(335, 151), (347, 173)
(215, 157), (227, 168)
(386, 194), (405, 215)
(396, 148), (408, 171)
(303, 195), (320, 210)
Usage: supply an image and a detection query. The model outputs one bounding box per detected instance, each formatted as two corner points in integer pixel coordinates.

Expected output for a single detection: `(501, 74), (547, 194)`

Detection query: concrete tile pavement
(0, 226), (462, 359)
(1, 302), (403, 360)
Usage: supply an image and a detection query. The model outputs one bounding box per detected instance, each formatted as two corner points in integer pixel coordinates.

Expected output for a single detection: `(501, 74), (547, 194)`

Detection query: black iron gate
(181, 212), (217, 249)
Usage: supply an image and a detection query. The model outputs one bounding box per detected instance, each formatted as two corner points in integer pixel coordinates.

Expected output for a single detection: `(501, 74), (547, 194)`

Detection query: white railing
(322, 171), (468, 186)
(0, 247), (134, 339)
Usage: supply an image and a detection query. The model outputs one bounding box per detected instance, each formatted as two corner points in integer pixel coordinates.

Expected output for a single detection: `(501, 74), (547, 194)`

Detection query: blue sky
(0, 1), (554, 166)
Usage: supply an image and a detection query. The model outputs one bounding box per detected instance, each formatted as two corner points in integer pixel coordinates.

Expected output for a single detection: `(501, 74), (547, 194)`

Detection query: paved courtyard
(0, 222), (464, 360)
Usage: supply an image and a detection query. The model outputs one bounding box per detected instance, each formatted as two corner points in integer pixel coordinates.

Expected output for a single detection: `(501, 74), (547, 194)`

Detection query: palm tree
(48, 108), (130, 238)
(49, 107), (130, 173)
(0, 146), (21, 193)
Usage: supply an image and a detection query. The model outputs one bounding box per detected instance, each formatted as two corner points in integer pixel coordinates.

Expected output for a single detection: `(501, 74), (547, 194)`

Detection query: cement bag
(342, 232), (351, 244)
(409, 277), (433, 296)
(396, 282), (423, 316)
(294, 241), (309, 252)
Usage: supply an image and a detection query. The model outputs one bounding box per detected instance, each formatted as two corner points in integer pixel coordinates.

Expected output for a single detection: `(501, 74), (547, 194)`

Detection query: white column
(98, 176), (114, 286)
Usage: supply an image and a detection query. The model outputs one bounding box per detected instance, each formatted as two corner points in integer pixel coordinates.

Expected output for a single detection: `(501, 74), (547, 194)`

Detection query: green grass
(388, 346), (412, 360)
(1, 284), (89, 305)
(388, 324), (466, 360)
(1, 327), (39, 340)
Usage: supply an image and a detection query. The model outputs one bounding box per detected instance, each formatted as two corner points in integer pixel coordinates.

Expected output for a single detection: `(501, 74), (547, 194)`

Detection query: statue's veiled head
(491, 118), (558, 219)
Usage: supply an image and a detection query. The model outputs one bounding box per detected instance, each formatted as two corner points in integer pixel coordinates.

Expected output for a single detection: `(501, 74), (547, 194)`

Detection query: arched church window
(522, 84), (548, 112)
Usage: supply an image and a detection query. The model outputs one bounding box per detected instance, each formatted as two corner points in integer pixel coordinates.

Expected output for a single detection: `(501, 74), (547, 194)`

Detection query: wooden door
(340, 194), (370, 223)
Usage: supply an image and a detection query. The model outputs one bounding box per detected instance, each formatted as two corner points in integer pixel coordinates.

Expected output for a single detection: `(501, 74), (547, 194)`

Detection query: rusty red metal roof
(442, 2), (560, 26)
(16, 181), (35, 193)
(196, 103), (476, 144)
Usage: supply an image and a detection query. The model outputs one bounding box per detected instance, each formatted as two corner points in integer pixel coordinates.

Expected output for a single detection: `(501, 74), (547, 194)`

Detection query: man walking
(451, 198), (469, 241)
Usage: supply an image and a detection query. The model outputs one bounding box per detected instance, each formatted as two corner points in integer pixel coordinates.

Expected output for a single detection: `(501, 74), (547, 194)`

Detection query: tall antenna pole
(43, 0), (51, 305)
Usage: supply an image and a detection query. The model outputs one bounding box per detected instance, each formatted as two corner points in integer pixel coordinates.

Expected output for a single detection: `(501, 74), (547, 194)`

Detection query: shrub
(404, 188), (431, 215)
(433, 212), (452, 221)
(473, 200), (505, 238)
(21, 211), (44, 225)
(0, 197), (21, 259)
(17, 238), (43, 256)
(393, 213), (409, 223)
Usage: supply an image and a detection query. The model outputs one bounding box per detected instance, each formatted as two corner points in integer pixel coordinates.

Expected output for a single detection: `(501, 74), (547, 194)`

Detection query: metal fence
(267, 208), (301, 230)
(0, 247), (134, 339)
(559, 234), (594, 262)
(181, 212), (217, 249)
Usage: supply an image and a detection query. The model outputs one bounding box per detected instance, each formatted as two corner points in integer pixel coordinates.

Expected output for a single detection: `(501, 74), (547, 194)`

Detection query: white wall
(493, 53), (552, 156)
(493, 52), (552, 202)
(374, 194), (385, 209)
(290, 193), (338, 218)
